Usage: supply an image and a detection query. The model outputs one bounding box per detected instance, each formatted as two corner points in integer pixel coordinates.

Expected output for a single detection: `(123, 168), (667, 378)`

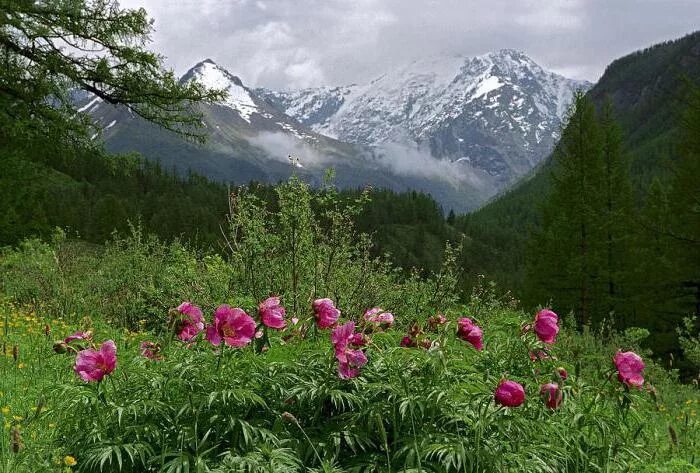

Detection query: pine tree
(527, 91), (605, 327)
(446, 210), (456, 226)
(599, 99), (634, 325)
(0, 0), (224, 151)
(665, 83), (700, 318)
(634, 177), (675, 344)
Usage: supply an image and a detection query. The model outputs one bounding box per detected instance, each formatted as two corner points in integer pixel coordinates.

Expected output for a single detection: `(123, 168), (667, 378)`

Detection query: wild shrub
(225, 177), (460, 329)
(0, 227), (233, 329)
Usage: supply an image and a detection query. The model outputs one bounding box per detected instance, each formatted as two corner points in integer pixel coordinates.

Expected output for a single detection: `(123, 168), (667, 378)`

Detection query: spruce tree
(599, 99), (634, 325)
(666, 83), (700, 318)
(527, 91), (605, 327)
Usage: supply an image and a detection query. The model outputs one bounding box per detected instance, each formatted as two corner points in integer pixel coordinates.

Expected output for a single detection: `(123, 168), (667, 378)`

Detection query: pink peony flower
(206, 305), (256, 348)
(350, 332), (368, 347)
(331, 322), (369, 379)
(175, 302), (205, 342)
(363, 307), (394, 327)
(338, 349), (367, 379)
(312, 298), (341, 329)
(494, 380), (525, 407)
(259, 296), (287, 330)
(613, 351), (645, 388)
(540, 383), (562, 409)
(140, 341), (162, 360)
(400, 335), (416, 348)
(331, 321), (356, 363)
(74, 340), (117, 382)
(456, 318), (483, 351)
(534, 309), (559, 344)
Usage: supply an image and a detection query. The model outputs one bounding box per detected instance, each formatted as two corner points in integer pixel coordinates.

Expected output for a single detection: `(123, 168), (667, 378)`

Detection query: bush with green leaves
(0, 227), (233, 329)
(678, 317), (700, 377)
(0, 177), (460, 332)
(224, 177), (460, 327)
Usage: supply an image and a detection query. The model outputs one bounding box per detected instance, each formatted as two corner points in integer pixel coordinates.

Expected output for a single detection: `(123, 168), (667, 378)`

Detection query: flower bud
(281, 411), (298, 424)
(556, 367), (568, 380)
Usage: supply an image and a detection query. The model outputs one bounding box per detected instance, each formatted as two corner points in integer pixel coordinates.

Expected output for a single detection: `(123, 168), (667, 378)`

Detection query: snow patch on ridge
(190, 61), (259, 123)
(78, 97), (102, 113)
(469, 76), (504, 101)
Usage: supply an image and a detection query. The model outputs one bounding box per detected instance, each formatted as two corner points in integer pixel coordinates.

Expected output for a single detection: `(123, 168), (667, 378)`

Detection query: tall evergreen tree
(599, 99), (634, 325)
(632, 83), (700, 355)
(527, 91), (606, 327)
(665, 83), (700, 318)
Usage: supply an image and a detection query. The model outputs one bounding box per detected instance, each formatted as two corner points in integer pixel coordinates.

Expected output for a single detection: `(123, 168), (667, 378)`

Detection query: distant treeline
(0, 137), (457, 275)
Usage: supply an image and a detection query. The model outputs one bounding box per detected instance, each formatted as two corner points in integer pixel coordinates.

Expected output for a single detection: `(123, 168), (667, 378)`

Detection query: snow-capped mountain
(74, 53), (590, 212)
(178, 59), (324, 142)
(258, 50), (590, 186)
(74, 59), (496, 211)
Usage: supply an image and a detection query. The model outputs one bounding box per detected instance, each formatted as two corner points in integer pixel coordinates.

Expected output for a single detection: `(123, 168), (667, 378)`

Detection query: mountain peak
(260, 48), (589, 185)
(493, 48), (529, 59)
(182, 59), (244, 88)
(180, 59), (262, 122)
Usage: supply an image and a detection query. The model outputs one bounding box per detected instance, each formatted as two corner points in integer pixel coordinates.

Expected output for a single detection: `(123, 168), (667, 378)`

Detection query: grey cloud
(121, 0), (700, 88)
(248, 132), (491, 188)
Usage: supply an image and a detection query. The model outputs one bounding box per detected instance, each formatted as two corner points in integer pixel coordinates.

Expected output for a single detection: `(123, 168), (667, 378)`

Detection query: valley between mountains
(77, 50), (588, 212)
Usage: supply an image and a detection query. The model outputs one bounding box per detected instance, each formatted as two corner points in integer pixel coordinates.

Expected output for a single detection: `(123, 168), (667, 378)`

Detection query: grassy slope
(0, 192), (698, 470)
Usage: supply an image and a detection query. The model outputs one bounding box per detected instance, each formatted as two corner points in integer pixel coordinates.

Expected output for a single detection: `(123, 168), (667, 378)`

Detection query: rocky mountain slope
(259, 49), (590, 187)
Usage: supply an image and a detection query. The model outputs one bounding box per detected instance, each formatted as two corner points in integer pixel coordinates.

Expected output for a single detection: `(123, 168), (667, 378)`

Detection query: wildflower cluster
(52, 297), (648, 416)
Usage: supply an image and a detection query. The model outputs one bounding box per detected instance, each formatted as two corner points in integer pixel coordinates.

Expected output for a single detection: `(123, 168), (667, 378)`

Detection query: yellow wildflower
(64, 455), (77, 467)
(1, 406), (10, 415)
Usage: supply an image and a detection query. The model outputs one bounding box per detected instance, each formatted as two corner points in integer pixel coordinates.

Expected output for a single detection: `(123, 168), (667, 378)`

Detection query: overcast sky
(121, 0), (700, 90)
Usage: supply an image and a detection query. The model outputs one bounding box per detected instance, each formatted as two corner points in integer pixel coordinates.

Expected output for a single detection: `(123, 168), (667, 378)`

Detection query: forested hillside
(0, 140), (455, 273)
(3, 30), (700, 362)
(456, 31), (700, 362)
